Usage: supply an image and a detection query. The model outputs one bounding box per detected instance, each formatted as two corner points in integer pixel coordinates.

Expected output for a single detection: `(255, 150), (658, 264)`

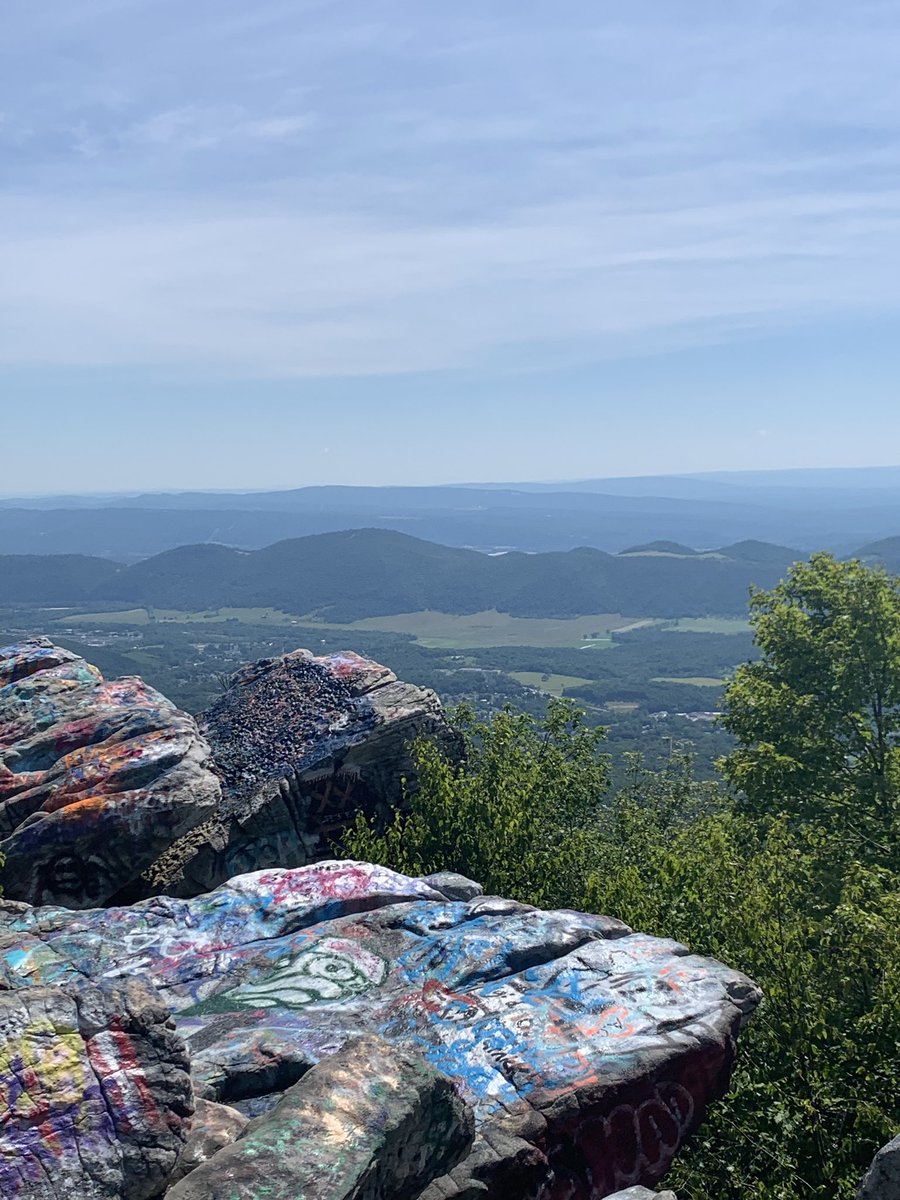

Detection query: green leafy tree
(721, 553), (900, 859)
(342, 699), (609, 907)
(584, 758), (900, 1200)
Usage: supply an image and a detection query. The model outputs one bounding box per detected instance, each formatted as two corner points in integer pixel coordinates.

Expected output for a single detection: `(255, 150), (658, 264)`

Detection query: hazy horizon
(5, 462), (900, 503)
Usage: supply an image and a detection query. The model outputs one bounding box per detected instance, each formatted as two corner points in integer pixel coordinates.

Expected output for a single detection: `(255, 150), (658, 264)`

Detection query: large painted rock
(0, 638), (220, 907)
(0, 974), (193, 1199)
(165, 1034), (475, 1200)
(0, 640), (454, 906)
(148, 648), (456, 895)
(0, 861), (761, 1198)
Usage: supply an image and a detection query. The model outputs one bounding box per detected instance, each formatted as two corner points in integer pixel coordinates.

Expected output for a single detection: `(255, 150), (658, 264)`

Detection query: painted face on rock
(226, 938), (388, 1009)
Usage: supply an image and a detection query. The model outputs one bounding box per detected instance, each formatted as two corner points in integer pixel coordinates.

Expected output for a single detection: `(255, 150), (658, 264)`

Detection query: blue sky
(3, 1), (900, 491)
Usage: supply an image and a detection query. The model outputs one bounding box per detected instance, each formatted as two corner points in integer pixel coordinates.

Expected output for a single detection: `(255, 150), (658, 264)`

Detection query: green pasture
(55, 605), (747, 651)
(333, 610), (641, 649)
(652, 675), (725, 687)
(510, 671), (594, 696)
(58, 606), (302, 626)
(668, 617), (751, 634)
(57, 605), (636, 648)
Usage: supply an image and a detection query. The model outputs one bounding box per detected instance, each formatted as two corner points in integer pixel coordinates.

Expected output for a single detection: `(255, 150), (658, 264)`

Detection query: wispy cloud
(123, 105), (316, 150)
(2, 1), (900, 379)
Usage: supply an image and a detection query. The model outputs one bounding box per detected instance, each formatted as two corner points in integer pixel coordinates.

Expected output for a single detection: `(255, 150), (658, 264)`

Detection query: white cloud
(2, 181), (899, 377)
(2, 1), (900, 378)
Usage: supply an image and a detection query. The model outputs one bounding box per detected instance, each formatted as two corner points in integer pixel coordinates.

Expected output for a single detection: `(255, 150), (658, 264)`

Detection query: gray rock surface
(420, 871), (484, 901)
(0, 975), (193, 1199)
(166, 1099), (248, 1187)
(164, 1035), (474, 1200)
(857, 1134), (900, 1200)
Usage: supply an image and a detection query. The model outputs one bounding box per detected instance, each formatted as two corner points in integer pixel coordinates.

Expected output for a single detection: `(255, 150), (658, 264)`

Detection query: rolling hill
(0, 529), (804, 620)
(0, 554), (120, 604)
(857, 537), (900, 573)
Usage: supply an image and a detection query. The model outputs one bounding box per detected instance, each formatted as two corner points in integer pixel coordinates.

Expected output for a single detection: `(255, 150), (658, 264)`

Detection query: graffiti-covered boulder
(0, 861), (761, 1199)
(0, 974), (193, 1199)
(0, 641), (454, 906)
(0, 638), (220, 907)
(165, 1034), (474, 1200)
(146, 648), (456, 895)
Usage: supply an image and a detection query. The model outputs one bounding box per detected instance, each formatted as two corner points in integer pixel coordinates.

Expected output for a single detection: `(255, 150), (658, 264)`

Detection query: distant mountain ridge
(5, 529), (899, 621)
(0, 528), (834, 620)
(3, 467), (900, 560)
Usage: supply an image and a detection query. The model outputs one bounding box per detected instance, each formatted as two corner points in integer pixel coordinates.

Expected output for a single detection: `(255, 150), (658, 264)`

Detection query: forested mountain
(0, 554), (119, 604)
(857, 536), (900, 572)
(0, 529), (802, 618)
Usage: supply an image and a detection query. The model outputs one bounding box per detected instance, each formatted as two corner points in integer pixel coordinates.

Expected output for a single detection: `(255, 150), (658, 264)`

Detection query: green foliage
(343, 699), (609, 907)
(721, 553), (900, 861)
(347, 644), (900, 1197)
(585, 765), (900, 1199)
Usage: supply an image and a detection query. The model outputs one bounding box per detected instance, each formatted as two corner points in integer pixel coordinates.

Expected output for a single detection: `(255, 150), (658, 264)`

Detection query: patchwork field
(337, 610), (642, 649)
(652, 675), (726, 687)
(669, 617), (751, 634)
(57, 607), (648, 649)
(58, 606), (303, 626)
(509, 671), (594, 696)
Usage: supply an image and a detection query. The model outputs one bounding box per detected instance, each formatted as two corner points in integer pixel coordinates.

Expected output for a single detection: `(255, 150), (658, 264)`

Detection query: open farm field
(668, 617), (751, 634)
(56, 606), (644, 647)
(509, 671), (595, 696)
(337, 610), (640, 648)
(652, 675), (725, 687)
(58, 606), (303, 626)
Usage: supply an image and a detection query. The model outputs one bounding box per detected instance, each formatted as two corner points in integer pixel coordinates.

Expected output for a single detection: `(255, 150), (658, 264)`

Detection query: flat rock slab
(0, 975), (192, 1199)
(165, 1034), (474, 1200)
(0, 638), (220, 907)
(1, 861), (760, 1198)
(153, 648), (456, 895)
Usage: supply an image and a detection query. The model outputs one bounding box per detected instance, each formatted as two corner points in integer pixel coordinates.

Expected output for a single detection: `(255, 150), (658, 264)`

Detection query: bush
(342, 698), (609, 908)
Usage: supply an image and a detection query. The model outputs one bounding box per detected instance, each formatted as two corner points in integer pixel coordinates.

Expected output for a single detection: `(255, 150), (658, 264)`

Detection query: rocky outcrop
(0, 974), (193, 1199)
(0, 860), (761, 1198)
(148, 648), (456, 895)
(0, 641), (454, 905)
(165, 1034), (474, 1200)
(857, 1134), (900, 1200)
(0, 639), (220, 907)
